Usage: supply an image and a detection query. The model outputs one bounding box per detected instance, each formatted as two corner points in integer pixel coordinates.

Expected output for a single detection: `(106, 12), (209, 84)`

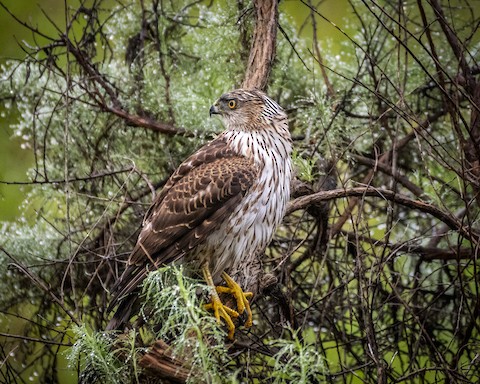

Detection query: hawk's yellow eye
(228, 100), (236, 109)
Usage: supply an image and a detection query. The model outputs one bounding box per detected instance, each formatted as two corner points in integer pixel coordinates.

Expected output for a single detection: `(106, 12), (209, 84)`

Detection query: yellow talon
(219, 272), (253, 328)
(202, 265), (239, 340)
(202, 265), (254, 338)
(203, 294), (239, 340)
(204, 301), (239, 319)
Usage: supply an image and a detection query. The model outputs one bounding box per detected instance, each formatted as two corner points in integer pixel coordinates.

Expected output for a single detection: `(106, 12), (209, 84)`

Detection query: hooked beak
(209, 104), (220, 117)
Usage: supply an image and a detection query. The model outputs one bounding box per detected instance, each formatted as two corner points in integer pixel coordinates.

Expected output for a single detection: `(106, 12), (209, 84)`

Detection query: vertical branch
(152, 0), (175, 124)
(242, 0), (278, 90)
(354, 242), (386, 384)
(60, 0), (74, 307)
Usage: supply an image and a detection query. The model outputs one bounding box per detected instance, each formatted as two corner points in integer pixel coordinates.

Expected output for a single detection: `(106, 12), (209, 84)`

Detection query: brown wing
(109, 137), (258, 314)
(129, 154), (257, 266)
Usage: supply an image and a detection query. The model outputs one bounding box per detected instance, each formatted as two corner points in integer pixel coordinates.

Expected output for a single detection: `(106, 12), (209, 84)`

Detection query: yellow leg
(217, 272), (253, 328)
(202, 265), (239, 340)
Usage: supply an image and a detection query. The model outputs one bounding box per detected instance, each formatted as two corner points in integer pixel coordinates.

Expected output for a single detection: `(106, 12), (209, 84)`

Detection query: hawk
(107, 89), (292, 339)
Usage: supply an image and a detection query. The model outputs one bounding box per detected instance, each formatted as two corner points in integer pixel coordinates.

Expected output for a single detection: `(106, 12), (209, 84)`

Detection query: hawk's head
(209, 89), (285, 130)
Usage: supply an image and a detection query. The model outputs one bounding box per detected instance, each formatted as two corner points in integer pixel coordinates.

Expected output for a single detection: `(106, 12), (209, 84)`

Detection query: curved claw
(218, 272), (253, 327)
(202, 265), (239, 340)
(203, 294), (239, 340)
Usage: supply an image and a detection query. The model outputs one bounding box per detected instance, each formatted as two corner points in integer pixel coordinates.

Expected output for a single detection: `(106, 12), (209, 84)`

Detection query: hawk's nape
(107, 89), (292, 339)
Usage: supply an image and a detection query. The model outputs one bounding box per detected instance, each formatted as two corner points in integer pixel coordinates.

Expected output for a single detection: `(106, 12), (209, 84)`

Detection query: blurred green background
(0, 0), (68, 221)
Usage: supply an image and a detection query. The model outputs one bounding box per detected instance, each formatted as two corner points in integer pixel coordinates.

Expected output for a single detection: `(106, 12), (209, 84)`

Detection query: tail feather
(106, 265), (147, 330)
(106, 293), (138, 331)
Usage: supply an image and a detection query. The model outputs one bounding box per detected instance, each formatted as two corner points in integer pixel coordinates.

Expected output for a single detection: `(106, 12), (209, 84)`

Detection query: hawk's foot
(203, 292), (240, 340)
(202, 265), (239, 340)
(216, 272), (253, 328)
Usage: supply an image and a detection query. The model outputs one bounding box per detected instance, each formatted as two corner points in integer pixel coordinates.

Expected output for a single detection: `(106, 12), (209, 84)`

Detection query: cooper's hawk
(107, 89), (292, 339)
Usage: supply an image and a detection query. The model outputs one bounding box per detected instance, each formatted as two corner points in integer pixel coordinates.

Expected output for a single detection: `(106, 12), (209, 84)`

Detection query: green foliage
(292, 149), (318, 183)
(0, 219), (63, 306)
(68, 325), (139, 384)
(104, 2), (244, 132)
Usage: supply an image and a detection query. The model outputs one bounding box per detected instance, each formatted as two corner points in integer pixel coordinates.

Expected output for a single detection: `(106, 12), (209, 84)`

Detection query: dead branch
(139, 340), (191, 383)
